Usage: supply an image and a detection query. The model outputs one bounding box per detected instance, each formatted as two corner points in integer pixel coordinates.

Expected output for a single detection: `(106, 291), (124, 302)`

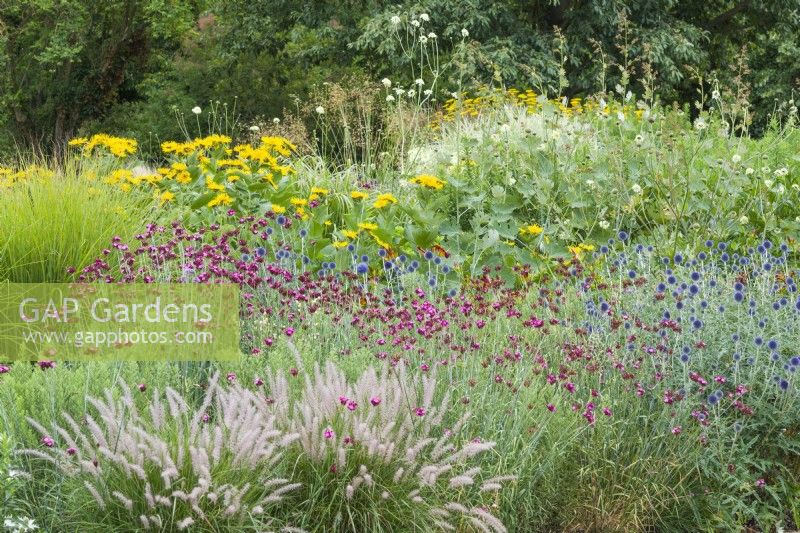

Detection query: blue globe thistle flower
(424, 250), (434, 260)
(347, 244), (355, 252)
(680, 353), (689, 363)
(276, 216), (286, 225)
(433, 257), (442, 265)
(771, 352), (780, 362)
(656, 283), (666, 292)
(448, 288), (457, 297)
(691, 271), (701, 281)
(667, 275), (677, 285)
(302, 256), (310, 265)
(600, 246), (609, 254)
(705, 240), (714, 248)
(242, 254), (251, 262)
(428, 278), (437, 287)
(378, 248), (387, 257)
(718, 242), (727, 251)
(754, 337), (763, 346)
(698, 252), (707, 261)
(763, 262), (772, 271)
(734, 291), (744, 302)
(356, 262), (369, 274)
(608, 238), (615, 245)
(618, 231), (629, 241)
(692, 319), (702, 329)
(779, 379), (789, 391)
(721, 253), (729, 262)
(383, 261), (393, 269)
(689, 285), (699, 295)
(768, 339), (778, 350)
(442, 266), (451, 274)
(360, 254), (369, 263)
(411, 260), (420, 269)
(707, 393), (719, 405)
(674, 254), (683, 264)
(266, 227), (274, 235)
(329, 262), (337, 270)
(764, 240), (772, 249)
(628, 270), (636, 279)
(299, 229), (307, 238)
(256, 247), (267, 257)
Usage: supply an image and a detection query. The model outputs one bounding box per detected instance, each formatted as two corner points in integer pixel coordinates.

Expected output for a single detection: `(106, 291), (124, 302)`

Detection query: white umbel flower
(191, 106), (201, 115)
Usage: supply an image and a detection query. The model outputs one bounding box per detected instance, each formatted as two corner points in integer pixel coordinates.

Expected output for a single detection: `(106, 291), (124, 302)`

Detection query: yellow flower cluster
(433, 87), (645, 127)
(161, 134), (232, 156)
(69, 134), (137, 158)
(520, 224), (544, 236)
(410, 174), (445, 190)
(0, 166), (55, 189)
(157, 162), (192, 184)
(373, 193), (398, 209)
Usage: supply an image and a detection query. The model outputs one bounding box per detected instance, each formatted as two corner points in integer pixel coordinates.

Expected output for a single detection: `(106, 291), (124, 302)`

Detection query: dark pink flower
(41, 436), (55, 447)
(414, 407), (426, 417)
(370, 396), (381, 406)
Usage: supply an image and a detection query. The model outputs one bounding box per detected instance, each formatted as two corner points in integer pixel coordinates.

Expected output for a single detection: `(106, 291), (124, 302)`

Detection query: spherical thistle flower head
(618, 231), (629, 241)
(346, 400), (358, 411)
(767, 339), (778, 350)
(674, 253), (683, 264)
(40, 436), (55, 447)
(323, 427), (334, 439)
(414, 407), (426, 417)
(356, 262), (369, 275)
(137, 383), (147, 392)
(370, 396), (381, 406)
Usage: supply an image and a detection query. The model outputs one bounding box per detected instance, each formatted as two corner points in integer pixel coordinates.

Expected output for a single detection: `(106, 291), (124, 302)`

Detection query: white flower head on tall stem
(386, 95), (395, 102)
(191, 106), (201, 115)
(461, 28), (469, 38)
(406, 89), (415, 98)
(423, 89), (432, 96)
(415, 78), (424, 86)
(315, 106), (325, 115)
(381, 78), (391, 88)
(390, 15), (401, 25)
(410, 19), (420, 27)
(420, 13), (430, 22)
(427, 32), (436, 39)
